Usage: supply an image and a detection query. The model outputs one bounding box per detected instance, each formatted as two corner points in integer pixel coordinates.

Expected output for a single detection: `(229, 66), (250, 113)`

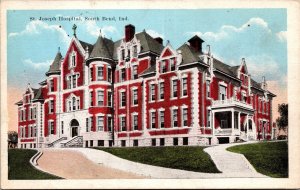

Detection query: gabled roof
(46, 51), (62, 76)
(135, 31), (164, 55)
(15, 100), (23, 106)
(90, 36), (114, 59)
(177, 43), (202, 65)
(79, 40), (93, 54)
(213, 58), (237, 77)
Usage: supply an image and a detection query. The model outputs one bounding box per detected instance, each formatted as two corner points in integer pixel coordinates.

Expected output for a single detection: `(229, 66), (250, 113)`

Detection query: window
(72, 75), (76, 88)
(109, 140), (113, 147)
(159, 111), (165, 128)
(89, 67), (93, 81)
(172, 109), (178, 127)
(97, 66), (104, 80)
(107, 116), (112, 132)
(207, 110), (211, 128)
(219, 85), (227, 100)
(108, 91), (112, 107)
(49, 100), (54, 113)
(151, 139), (156, 146)
(132, 65), (138, 79)
(72, 97), (76, 110)
(182, 78), (188, 96)
(107, 68), (112, 82)
(172, 80), (178, 98)
(97, 90), (104, 106)
(241, 92), (247, 103)
(121, 68), (126, 82)
(173, 138), (178, 146)
(121, 116), (126, 131)
(160, 138), (165, 146)
(49, 79), (54, 92)
(86, 118), (90, 132)
(61, 121), (64, 134)
(150, 84), (155, 101)
(133, 140), (138, 147)
(183, 108), (188, 127)
(183, 137), (188, 145)
(121, 91), (126, 107)
(221, 120), (228, 128)
(170, 58), (175, 71)
(71, 53), (76, 67)
(90, 140), (93, 147)
(121, 140), (126, 147)
(90, 117), (94, 131)
(33, 126), (37, 137)
(67, 95), (80, 112)
(206, 80), (210, 97)
(151, 111), (156, 129)
(133, 45), (138, 57)
(132, 89), (138, 105)
(68, 101), (72, 112)
(98, 140), (104, 146)
(161, 60), (166, 73)
(97, 116), (104, 131)
(90, 91), (93, 106)
(28, 108), (32, 120)
(121, 49), (125, 60)
(67, 74), (78, 89)
(159, 82), (164, 100)
(133, 114), (138, 130)
(28, 125), (31, 137)
(33, 107), (36, 120)
(49, 121), (54, 135)
(127, 49), (131, 58)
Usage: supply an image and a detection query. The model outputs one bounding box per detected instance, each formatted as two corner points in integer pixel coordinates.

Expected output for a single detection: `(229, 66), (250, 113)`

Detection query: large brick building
(16, 24), (276, 148)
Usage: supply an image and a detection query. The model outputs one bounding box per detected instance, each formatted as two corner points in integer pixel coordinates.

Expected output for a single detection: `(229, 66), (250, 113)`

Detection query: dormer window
(161, 61), (166, 73)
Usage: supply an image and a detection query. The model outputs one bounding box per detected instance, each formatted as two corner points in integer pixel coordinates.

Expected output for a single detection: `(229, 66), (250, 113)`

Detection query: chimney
(125, 24), (135, 42)
(154, 37), (163, 44)
(188, 35), (204, 52)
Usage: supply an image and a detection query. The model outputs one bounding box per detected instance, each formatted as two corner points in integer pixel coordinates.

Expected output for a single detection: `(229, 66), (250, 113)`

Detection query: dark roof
(15, 100), (23, 105)
(188, 35), (205, 43)
(46, 51), (62, 75)
(213, 58), (237, 77)
(90, 36), (114, 59)
(32, 87), (44, 101)
(177, 43), (202, 65)
(135, 31), (164, 55)
(39, 80), (47, 85)
(79, 40), (94, 54)
(251, 79), (262, 89)
(140, 64), (156, 76)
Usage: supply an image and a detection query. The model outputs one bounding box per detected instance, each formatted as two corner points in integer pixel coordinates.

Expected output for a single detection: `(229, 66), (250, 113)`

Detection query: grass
(227, 141), (288, 178)
(94, 146), (220, 173)
(8, 149), (62, 180)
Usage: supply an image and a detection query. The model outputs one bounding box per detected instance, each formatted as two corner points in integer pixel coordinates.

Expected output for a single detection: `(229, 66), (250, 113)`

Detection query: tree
(276, 103), (288, 131)
(8, 131), (18, 148)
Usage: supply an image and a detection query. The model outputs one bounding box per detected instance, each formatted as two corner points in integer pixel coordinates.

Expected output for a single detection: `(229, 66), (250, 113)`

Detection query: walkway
(36, 142), (268, 179)
(37, 149), (146, 179)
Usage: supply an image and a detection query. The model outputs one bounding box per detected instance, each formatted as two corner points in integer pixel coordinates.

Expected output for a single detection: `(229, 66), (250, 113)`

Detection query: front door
(71, 127), (78, 137)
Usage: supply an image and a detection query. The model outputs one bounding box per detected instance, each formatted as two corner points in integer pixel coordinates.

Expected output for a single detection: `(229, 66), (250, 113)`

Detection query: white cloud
(187, 17), (271, 42)
(276, 31), (287, 42)
(23, 59), (53, 70)
(146, 29), (164, 38)
(78, 20), (116, 38)
(8, 20), (71, 46)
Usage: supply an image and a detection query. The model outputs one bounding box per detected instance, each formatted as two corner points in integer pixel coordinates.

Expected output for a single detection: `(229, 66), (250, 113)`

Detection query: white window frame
(132, 65), (138, 80)
(170, 58), (176, 71)
(97, 89), (104, 107)
(182, 106), (188, 127)
(132, 88), (138, 106)
(97, 66), (104, 81)
(219, 84), (227, 100)
(181, 77), (188, 97)
(171, 79), (178, 98)
(159, 81), (164, 100)
(120, 90), (126, 108)
(49, 99), (54, 114)
(49, 120), (54, 135)
(66, 94), (80, 112)
(159, 109), (165, 128)
(97, 115), (104, 131)
(107, 67), (112, 82)
(132, 113), (138, 131)
(150, 83), (155, 102)
(120, 116), (126, 131)
(69, 51), (76, 68)
(171, 108), (178, 128)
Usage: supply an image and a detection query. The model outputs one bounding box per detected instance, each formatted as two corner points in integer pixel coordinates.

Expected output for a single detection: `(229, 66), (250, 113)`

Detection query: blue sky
(7, 9), (287, 89)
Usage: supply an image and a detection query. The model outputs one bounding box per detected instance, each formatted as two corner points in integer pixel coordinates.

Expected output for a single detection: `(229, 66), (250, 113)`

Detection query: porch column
(231, 109), (234, 135)
(212, 111), (215, 135)
(238, 112), (241, 131)
(246, 114), (249, 140)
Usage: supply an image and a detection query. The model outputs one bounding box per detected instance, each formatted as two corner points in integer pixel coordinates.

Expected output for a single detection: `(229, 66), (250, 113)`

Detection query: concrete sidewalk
(66, 142), (268, 178)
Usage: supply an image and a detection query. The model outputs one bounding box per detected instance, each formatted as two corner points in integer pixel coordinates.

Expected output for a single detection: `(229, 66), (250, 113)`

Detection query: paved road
(36, 142), (268, 179)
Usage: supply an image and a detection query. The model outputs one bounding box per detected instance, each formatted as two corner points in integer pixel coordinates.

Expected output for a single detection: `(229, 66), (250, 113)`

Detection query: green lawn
(227, 141), (288, 178)
(8, 149), (62, 180)
(94, 146), (220, 173)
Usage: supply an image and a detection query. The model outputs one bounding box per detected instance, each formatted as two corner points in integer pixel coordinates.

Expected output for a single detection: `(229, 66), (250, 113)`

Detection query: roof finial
(242, 58), (246, 64)
(166, 40), (170, 45)
(72, 24), (77, 38)
(58, 47), (60, 53)
(206, 45), (211, 56)
(99, 29), (102, 37)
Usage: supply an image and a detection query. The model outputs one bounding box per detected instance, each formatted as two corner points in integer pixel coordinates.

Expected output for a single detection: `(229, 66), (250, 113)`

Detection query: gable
(161, 48), (173, 58)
